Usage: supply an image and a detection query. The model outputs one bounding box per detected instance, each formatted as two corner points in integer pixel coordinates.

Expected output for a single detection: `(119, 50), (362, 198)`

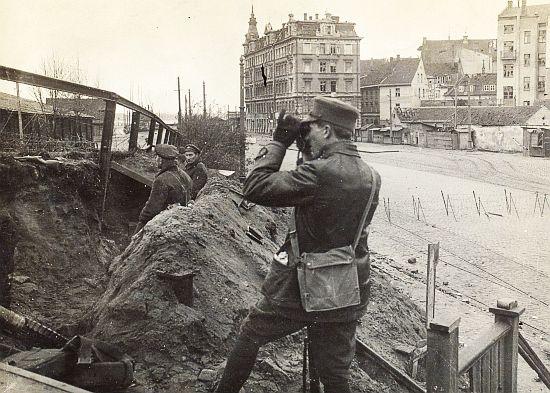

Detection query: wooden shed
(523, 127), (550, 157)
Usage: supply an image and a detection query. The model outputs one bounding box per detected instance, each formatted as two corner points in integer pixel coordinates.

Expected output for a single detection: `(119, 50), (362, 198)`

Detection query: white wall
(469, 125), (524, 152)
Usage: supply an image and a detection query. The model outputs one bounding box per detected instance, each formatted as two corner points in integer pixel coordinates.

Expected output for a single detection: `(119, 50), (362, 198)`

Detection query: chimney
(304, 13), (307, 21)
(325, 12), (332, 19)
(463, 35), (468, 44)
(507, 0), (512, 7)
(422, 36), (427, 46)
(315, 13), (319, 19)
(288, 13), (295, 22)
(396, 54), (401, 61)
(309, 16), (313, 20)
(522, 0), (527, 13)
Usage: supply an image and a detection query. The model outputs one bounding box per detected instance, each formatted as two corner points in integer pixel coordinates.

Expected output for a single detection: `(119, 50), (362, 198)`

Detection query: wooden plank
(518, 332), (550, 389)
(355, 339), (426, 393)
(469, 362), (482, 392)
(163, 129), (170, 144)
(0, 362), (91, 392)
(99, 100), (116, 223)
(128, 111), (140, 151)
(425, 243), (439, 328)
(458, 321), (510, 374)
(489, 345), (498, 393)
(481, 352), (490, 392)
(110, 161), (153, 187)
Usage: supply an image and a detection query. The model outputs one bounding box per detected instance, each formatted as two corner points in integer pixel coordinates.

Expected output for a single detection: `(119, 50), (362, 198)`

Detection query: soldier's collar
(320, 140), (359, 158)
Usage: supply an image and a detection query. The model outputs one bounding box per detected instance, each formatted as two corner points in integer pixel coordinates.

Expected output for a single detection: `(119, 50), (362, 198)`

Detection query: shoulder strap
(165, 171), (188, 206)
(352, 171), (379, 251)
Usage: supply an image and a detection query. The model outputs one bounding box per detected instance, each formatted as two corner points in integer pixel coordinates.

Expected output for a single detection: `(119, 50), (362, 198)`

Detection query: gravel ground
(247, 135), (550, 392)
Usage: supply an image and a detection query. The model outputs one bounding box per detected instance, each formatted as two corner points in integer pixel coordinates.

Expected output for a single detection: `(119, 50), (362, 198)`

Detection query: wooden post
(99, 100), (116, 224)
(426, 243), (440, 328)
(164, 129), (170, 144)
(129, 111), (140, 150)
(15, 82), (24, 141)
(147, 118), (156, 146)
(489, 299), (524, 393)
(427, 317), (460, 393)
(156, 125), (164, 145)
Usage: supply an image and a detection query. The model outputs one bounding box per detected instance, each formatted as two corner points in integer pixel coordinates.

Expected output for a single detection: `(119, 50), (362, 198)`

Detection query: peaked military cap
(303, 96), (360, 132)
(184, 144), (201, 155)
(155, 144), (179, 159)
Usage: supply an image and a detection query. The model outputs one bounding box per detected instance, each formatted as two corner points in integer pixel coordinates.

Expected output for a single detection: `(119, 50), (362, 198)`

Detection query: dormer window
(326, 25), (333, 34)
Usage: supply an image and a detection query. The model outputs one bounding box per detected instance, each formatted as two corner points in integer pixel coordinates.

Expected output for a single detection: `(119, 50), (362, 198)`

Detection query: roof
(424, 62), (459, 78)
(499, 3), (550, 18)
(47, 97), (104, 119)
(444, 73), (497, 97)
(419, 37), (496, 65)
(398, 105), (547, 126)
(0, 91), (53, 114)
(360, 59), (394, 86)
(379, 58), (421, 86)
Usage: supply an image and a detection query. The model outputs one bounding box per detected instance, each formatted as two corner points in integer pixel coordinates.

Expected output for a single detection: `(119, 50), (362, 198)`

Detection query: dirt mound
(89, 177), (426, 392)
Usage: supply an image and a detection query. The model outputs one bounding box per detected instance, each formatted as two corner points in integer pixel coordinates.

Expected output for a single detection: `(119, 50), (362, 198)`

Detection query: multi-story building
(497, 0), (550, 106)
(242, 9), (361, 133)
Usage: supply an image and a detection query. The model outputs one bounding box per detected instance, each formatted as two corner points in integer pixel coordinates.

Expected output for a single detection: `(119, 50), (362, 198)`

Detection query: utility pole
(15, 82), (23, 140)
(203, 81), (207, 118)
(454, 73), (458, 130)
(177, 77), (182, 132)
(389, 89), (393, 143)
(188, 89), (192, 118)
(184, 95), (188, 121)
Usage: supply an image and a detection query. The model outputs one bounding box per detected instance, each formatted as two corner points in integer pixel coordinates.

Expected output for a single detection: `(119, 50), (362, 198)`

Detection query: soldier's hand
(273, 110), (301, 148)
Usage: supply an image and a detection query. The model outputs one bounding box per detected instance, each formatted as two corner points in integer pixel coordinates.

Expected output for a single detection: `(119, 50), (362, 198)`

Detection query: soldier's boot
(214, 334), (259, 393)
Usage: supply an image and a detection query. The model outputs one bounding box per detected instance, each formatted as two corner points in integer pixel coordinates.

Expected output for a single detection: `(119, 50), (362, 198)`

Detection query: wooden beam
(426, 242), (439, 328)
(156, 125), (164, 145)
(129, 111), (140, 151)
(110, 161), (152, 187)
(163, 129), (170, 144)
(99, 100), (116, 224)
(427, 317), (460, 393)
(147, 118), (156, 146)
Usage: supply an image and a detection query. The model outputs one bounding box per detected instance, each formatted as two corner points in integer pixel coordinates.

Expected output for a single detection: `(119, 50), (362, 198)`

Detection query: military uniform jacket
(243, 140), (381, 322)
(139, 164), (193, 224)
(184, 161), (208, 200)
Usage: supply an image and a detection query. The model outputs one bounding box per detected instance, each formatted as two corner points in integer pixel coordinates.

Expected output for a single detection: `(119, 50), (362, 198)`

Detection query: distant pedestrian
(182, 144), (208, 200)
(134, 144), (192, 235)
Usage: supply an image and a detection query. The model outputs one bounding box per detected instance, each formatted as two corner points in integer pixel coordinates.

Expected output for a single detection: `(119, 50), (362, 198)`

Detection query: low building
(523, 126), (550, 156)
(0, 92), (94, 144)
(427, 73), (498, 106)
(46, 97), (104, 141)
(397, 105), (550, 152)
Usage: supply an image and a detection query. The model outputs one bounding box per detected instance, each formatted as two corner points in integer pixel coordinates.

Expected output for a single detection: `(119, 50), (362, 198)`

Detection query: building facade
(242, 10), (361, 133)
(497, 0), (550, 106)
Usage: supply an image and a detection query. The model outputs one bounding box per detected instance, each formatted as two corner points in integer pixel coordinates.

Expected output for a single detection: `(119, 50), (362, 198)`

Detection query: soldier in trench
(214, 97), (381, 393)
(182, 144), (208, 200)
(133, 144), (192, 235)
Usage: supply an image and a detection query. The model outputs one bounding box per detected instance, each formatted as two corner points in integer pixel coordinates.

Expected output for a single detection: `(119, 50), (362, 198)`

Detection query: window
(538, 76), (546, 92)
(503, 64), (514, 77)
(525, 31), (531, 44)
(289, 79), (293, 92)
(304, 80), (312, 91)
(345, 80), (352, 92)
(303, 60), (311, 73)
(504, 24), (514, 33)
(345, 61), (352, 73)
(504, 41), (514, 52)
(469, 85), (475, 92)
(319, 61), (327, 73)
(524, 77), (531, 91)
(303, 43), (311, 54)
(524, 53), (531, 66)
(330, 63), (337, 73)
(320, 80), (327, 92)
(503, 86), (514, 99)
(344, 44), (352, 55)
(524, 101), (531, 106)
(330, 44), (337, 54)
(459, 85), (465, 93)
(326, 25), (333, 35)
(395, 88), (401, 97)
(319, 43), (326, 54)
(539, 53), (546, 66)
(330, 80), (337, 92)
(483, 85), (491, 92)
(539, 29), (546, 43)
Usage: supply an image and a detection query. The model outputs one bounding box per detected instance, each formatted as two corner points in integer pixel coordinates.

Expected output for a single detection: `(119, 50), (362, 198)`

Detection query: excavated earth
(0, 153), (427, 393)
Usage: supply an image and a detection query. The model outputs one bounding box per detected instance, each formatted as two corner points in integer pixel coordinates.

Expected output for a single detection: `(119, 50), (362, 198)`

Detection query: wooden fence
(426, 298), (524, 393)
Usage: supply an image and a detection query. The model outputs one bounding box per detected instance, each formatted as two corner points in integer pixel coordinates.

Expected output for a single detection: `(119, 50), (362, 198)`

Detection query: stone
(407, 257), (417, 264)
(10, 274), (30, 284)
(198, 368), (217, 382)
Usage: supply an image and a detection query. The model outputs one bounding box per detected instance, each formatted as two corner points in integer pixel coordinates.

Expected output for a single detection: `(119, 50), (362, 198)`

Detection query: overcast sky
(0, 0), (544, 114)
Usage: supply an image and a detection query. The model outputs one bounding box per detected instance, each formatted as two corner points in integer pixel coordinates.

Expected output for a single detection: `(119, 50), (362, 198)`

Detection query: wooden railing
(426, 298), (524, 393)
(0, 64), (185, 221)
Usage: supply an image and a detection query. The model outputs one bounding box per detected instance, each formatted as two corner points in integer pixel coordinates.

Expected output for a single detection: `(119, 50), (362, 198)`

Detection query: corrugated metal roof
(398, 105), (547, 126)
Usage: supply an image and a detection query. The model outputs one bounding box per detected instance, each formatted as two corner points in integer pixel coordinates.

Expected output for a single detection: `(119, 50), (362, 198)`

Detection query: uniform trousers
(215, 298), (357, 393)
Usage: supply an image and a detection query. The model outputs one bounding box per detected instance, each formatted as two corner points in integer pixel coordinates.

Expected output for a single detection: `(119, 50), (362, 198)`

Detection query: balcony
(501, 50), (517, 60)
